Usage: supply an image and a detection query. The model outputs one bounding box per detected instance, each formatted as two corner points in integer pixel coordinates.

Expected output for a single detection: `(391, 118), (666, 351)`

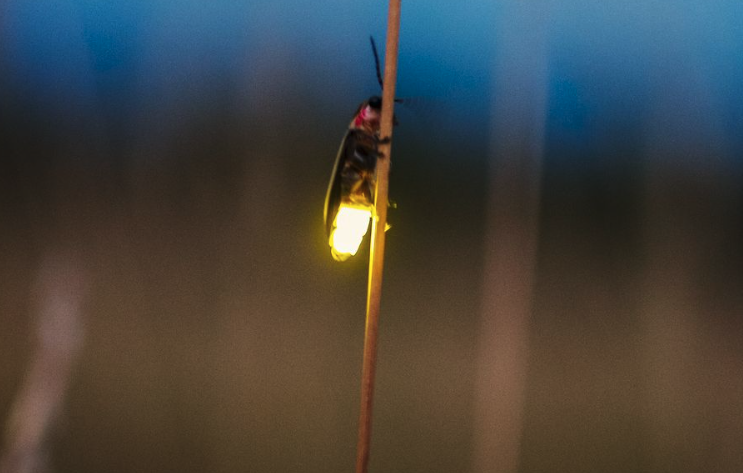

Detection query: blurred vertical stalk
(0, 252), (87, 473)
(472, 1), (550, 472)
(355, 1), (400, 472)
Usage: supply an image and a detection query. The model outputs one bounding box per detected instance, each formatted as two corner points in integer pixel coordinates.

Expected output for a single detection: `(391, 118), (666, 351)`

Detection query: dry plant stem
(0, 253), (86, 473)
(355, 1), (401, 473)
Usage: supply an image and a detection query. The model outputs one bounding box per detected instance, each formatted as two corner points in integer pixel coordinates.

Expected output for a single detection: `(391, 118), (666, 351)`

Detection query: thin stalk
(354, 1), (401, 472)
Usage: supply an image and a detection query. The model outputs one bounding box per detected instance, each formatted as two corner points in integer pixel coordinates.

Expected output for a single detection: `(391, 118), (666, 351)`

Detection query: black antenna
(370, 36), (384, 89)
(371, 36), (403, 104)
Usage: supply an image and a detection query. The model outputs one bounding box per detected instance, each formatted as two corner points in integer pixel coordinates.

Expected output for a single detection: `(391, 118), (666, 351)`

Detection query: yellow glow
(329, 205), (372, 261)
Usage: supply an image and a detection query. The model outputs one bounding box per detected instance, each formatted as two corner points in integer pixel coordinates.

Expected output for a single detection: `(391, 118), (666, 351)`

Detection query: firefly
(324, 38), (393, 262)
(324, 96), (382, 261)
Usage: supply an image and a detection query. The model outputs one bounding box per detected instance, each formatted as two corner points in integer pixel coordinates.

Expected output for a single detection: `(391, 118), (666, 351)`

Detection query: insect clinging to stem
(323, 36), (397, 262)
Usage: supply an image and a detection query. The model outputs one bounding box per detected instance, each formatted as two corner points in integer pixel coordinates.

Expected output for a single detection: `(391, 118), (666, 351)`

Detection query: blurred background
(1, 0), (741, 472)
